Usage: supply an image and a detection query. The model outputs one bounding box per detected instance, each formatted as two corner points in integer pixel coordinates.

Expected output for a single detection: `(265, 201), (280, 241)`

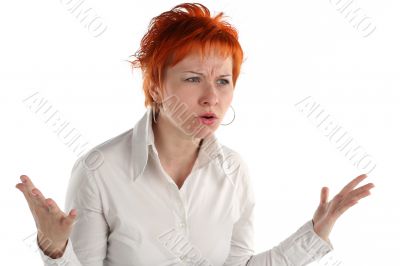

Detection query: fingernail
(20, 175), (27, 183)
(31, 189), (37, 196)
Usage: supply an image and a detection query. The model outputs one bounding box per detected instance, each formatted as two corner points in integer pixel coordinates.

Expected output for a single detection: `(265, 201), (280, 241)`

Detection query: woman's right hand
(16, 175), (78, 258)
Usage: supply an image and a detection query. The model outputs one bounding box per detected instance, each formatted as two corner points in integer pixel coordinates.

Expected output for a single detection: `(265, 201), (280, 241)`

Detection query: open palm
(16, 175), (78, 258)
(312, 174), (375, 241)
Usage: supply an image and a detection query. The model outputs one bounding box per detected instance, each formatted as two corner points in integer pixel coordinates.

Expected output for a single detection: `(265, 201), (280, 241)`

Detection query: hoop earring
(151, 101), (159, 124)
(220, 105), (235, 126)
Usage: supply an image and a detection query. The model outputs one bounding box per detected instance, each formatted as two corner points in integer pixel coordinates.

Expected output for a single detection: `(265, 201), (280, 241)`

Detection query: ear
(149, 86), (159, 101)
(151, 86), (165, 102)
(150, 93), (157, 102)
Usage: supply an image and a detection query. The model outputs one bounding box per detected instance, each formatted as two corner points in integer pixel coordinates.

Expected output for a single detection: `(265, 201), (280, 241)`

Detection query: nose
(199, 82), (218, 106)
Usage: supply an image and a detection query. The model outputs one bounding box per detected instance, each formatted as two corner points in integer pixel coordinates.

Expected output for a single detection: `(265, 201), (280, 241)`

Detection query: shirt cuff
(36, 235), (73, 265)
(278, 219), (334, 265)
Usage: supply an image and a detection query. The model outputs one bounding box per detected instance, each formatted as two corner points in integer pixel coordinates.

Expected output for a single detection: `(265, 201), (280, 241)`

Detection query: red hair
(128, 2), (244, 108)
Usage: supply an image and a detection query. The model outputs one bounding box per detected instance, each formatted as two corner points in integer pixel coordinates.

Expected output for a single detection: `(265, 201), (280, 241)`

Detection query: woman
(16, 3), (374, 265)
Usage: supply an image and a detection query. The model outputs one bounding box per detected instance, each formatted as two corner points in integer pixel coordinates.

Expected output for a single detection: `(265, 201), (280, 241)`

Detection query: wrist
(37, 234), (68, 259)
(312, 221), (330, 242)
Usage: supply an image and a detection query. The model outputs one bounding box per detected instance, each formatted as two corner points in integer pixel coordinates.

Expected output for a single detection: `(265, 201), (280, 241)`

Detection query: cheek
(172, 93), (198, 110)
(165, 81), (196, 102)
(220, 91), (233, 106)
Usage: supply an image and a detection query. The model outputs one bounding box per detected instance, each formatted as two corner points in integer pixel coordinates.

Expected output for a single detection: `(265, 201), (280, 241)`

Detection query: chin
(193, 125), (217, 140)
(172, 115), (219, 140)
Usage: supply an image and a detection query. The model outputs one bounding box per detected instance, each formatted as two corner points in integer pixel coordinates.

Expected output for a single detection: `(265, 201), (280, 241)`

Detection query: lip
(199, 112), (218, 119)
(197, 112), (218, 126)
(198, 116), (217, 125)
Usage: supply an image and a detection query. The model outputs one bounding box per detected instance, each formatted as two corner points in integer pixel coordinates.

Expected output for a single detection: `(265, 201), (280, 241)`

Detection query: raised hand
(312, 173), (375, 242)
(16, 175), (78, 258)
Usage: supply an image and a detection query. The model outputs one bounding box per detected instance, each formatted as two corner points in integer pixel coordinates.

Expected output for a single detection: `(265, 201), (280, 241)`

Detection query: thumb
(320, 186), (329, 205)
(64, 209), (78, 226)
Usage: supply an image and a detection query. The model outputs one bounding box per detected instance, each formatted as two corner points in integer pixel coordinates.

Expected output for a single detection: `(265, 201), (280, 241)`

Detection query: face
(155, 50), (234, 141)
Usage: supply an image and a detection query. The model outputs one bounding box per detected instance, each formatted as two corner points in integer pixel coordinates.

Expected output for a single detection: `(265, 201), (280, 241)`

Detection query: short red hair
(128, 2), (244, 108)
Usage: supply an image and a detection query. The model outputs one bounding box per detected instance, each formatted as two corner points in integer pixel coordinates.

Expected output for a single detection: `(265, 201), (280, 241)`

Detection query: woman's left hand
(312, 173), (375, 242)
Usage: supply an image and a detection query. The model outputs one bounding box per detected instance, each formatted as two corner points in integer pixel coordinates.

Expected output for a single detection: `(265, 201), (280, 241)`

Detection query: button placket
(166, 174), (188, 236)
(175, 191), (188, 234)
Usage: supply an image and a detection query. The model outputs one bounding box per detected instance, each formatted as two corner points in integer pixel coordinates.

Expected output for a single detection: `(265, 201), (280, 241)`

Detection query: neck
(152, 112), (202, 164)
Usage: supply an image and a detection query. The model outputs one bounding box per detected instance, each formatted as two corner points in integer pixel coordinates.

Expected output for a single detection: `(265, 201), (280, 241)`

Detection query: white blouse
(37, 107), (333, 265)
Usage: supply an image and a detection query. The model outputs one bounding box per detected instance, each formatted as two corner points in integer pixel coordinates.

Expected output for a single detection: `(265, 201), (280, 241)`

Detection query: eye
(217, 79), (230, 85)
(185, 77), (201, 82)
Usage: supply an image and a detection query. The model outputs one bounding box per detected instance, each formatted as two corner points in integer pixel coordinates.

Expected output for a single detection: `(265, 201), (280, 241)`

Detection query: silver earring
(220, 105), (235, 126)
(151, 101), (159, 124)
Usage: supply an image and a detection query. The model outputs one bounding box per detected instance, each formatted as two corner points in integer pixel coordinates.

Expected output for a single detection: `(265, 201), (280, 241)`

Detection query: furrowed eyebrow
(183, 71), (231, 77)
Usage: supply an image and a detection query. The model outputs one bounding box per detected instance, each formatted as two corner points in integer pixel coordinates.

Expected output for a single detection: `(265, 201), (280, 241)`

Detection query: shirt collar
(130, 107), (232, 185)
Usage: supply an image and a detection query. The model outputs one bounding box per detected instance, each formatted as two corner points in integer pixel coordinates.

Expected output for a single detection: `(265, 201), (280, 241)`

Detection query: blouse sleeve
(223, 155), (333, 266)
(36, 156), (109, 266)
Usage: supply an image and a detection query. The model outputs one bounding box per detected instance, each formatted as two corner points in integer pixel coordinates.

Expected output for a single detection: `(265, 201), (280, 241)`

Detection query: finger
(350, 189), (372, 203)
(63, 209), (78, 226)
(320, 187), (329, 205)
(338, 173), (368, 196)
(18, 176), (51, 210)
(16, 182), (37, 212)
(334, 189), (373, 218)
(18, 182), (47, 209)
(334, 199), (359, 218)
(20, 175), (36, 190)
(30, 187), (49, 207)
(46, 198), (61, 215)
(15, 183), (25, 192)
(17, 175), (37, 199)
(347, 182), (375, 199)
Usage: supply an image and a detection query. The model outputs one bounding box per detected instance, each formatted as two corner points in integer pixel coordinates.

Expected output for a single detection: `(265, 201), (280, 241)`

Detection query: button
(180, 255), (186, 260)
(179, 222), (186, 228)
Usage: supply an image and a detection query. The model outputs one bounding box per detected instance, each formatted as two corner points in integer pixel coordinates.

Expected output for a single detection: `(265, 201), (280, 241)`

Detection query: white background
(1, 0), (399, 265)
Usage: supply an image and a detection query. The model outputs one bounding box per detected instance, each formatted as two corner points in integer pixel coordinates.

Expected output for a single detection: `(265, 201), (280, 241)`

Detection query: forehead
(171, 51), (232, 72)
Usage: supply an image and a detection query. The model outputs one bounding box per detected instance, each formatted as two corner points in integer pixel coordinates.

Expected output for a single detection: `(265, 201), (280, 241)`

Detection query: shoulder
(67, 128), (134, 200)
(73, 128), (133, 173)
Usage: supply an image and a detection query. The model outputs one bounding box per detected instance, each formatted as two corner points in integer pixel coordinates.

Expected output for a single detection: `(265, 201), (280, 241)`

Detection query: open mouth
(199, 116), (217, 125)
